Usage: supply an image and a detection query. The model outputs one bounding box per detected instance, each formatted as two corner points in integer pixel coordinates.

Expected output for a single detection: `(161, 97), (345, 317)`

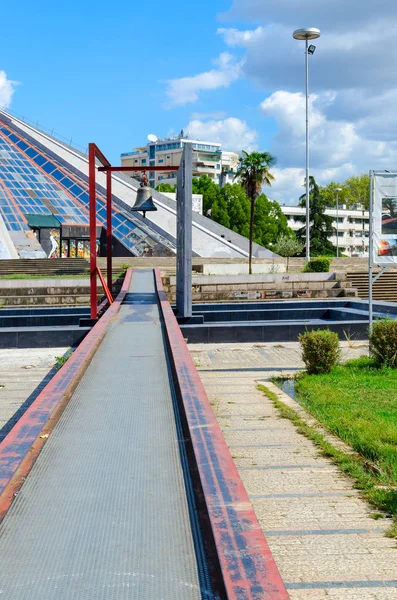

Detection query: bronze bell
(130, 186), (157, 218)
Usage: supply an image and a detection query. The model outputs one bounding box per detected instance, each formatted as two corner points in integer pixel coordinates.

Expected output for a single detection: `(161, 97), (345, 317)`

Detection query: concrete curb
(155, 268), (290, 600)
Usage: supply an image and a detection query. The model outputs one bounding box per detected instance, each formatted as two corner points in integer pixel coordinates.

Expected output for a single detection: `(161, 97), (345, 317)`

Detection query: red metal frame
(88, 143), (114, 320)
(89, 144), (179, 319)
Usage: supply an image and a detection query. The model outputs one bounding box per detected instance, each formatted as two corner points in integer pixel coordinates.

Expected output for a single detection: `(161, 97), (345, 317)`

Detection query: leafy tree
(155, 183), (176, 193)
(210, 194), (230, 228)
(321, 174), (370, 209)
(252, 194), (291, 249)
(344, 174), (370, 209)
(235, 151), (276, 273)
(273, 234), (304, 271)
(297, 176), (337, 257)
(221, 184), (250, 233)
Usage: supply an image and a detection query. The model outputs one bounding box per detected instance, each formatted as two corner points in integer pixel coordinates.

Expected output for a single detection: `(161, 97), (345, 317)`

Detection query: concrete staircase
(0, 279), (123, 308)
(347, 271), (397, 302)
(0, 258), (89, 276)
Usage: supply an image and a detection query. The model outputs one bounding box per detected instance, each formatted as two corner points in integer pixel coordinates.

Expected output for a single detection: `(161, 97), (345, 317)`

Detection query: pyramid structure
(0, 110), (273, 260)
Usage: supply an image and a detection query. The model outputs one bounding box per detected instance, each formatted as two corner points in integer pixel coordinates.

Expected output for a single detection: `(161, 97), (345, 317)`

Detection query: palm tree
(235, 151), (276, 274)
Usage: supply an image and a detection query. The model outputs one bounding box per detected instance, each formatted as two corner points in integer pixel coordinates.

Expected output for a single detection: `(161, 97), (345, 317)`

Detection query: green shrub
(370, 319), (397, 368)
(298, 329), (341, 374)
(54, 348), (72, 370)
(303, 257), (331, 273)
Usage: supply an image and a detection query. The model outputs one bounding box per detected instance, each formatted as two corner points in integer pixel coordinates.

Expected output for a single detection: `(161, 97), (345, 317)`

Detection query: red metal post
(89, 143), (97, 320)
(106, 169), (113, 296)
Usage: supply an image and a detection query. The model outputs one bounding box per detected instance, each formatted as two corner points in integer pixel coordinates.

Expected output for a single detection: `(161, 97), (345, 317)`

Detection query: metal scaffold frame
(368, 169), (397, 333)
(88, 142), (193, 320)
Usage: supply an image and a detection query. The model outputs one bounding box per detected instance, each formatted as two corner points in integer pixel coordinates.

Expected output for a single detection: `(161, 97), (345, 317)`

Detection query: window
(141, 159), (146, 165)
(158, 159), (164, 163)
(134, 159), (138, 164)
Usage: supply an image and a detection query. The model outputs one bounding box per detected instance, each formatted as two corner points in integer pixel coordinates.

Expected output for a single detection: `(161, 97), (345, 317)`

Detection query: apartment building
(120, 133), (239, 189)
(281, 205), (370, 257)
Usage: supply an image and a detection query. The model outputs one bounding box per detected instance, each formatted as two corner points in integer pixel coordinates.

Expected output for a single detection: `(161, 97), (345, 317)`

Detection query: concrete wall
(99, 256), (373, 275)
(163, 272), (356, 303)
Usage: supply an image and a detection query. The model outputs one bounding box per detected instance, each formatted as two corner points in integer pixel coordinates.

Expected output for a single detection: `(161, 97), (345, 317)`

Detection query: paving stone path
(0, 348), (67, 443)
(189, 341), (397, 600)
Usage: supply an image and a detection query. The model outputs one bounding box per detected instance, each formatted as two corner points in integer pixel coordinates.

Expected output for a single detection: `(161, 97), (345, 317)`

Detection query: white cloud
(260, 90), (397, 203)
(0, 71), (18, 108)
(260, 91), (358, 169)
(191, 111), (227, 120)
(163, 0), (397, 203)
(223, 0), (397, 29)
(164, 53), (241, 108)
(185, 117), (258, 152)
(218, 18), (397, 95)
(268, 165), (357, 205)
(218, 0), (397, 203)
(217, 26), (264, 47)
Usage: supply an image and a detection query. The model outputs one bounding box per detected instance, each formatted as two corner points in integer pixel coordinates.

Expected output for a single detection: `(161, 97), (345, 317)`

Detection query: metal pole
(305, 39), (310, 262)
(88, 143), (98, 320)
(106, 169), (113, 297)
(336, 191), (339, 258)
(176, 143), (193, 318)
(368, 170), (374, 337)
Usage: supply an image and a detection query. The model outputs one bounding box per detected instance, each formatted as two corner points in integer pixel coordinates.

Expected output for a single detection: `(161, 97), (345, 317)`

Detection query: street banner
(373, 172), (397, 264)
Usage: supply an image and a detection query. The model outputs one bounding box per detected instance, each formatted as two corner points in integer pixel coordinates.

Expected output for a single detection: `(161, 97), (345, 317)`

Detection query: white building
(280, 204), (370, 257)
(219, 150), (240, 186)
(120, 133), (239, 189)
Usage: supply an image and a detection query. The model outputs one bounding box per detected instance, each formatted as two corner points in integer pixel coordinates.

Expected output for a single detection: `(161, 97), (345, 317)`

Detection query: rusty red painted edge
(154, 268), (289, 600)
(0, 268), (133, 513)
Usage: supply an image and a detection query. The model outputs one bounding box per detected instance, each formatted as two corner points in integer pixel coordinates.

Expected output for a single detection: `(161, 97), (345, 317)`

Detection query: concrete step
(0, 325), (90, 348)
(0, 312), (89, 327)
(0, 295), (92, 307)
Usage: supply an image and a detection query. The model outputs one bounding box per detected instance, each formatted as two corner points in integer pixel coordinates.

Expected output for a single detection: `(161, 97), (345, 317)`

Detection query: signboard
(192, 194), (203, 215)
(162, 192), (203, 215)
(373, 171), (397, 265)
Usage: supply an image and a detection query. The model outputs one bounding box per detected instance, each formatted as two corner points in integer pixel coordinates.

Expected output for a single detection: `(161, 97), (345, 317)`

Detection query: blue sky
(0, 0), (269, 155)
(1, 0), (397, 204)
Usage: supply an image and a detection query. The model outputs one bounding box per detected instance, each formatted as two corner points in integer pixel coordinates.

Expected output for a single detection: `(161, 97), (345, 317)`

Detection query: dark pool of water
(275, 378), (297, 399)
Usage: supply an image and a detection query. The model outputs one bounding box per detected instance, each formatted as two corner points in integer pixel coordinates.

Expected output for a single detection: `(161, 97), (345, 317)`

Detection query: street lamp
(334, 187), (343, 258)
(293, 27), (321, 261)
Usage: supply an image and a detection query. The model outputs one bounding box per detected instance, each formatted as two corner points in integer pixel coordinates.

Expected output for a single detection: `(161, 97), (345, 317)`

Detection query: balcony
(158, 174), (176, 181)
(193, 165), (218, 173)
(193, 153), (220, 163)
(121, 149), (146, 157)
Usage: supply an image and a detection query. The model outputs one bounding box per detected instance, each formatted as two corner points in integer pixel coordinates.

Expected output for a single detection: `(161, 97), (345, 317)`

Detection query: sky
(1, 0), (396, 204)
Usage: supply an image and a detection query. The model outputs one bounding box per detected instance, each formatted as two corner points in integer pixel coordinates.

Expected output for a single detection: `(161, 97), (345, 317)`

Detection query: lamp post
(334, 187), (343, 257)
(293, 27), (321, 262)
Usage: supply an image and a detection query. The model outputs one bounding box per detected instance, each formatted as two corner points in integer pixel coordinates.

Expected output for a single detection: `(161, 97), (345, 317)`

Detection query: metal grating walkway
(0, 270), (212, 599)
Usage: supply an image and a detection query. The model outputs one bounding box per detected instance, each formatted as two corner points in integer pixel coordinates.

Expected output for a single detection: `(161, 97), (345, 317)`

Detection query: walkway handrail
(154, 267), (289, 600)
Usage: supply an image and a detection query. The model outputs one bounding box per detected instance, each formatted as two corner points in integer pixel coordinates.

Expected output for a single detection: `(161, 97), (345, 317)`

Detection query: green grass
(0, 271), (125, 280)
(258, 380), (397, 537)
(295, 356), (397, 483)
(0, 274), (90, 280)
